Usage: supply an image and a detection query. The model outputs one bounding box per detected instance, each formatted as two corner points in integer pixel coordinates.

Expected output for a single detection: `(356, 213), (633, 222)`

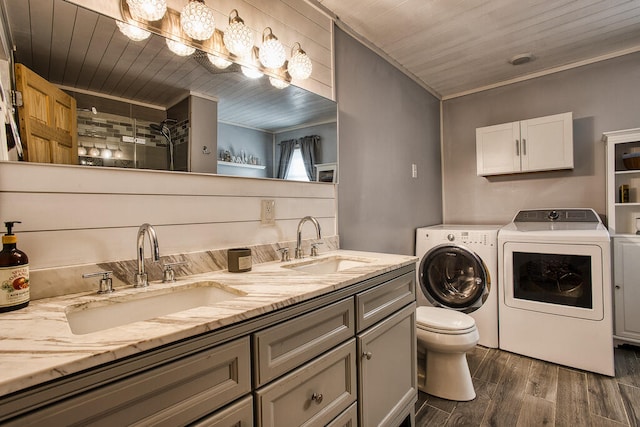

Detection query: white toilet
(416, 306), (479, 401)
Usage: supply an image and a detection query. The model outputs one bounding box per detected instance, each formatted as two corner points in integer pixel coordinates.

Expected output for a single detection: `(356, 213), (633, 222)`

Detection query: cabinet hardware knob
(311, 392), (323, 403)
(363, 351), (373, 360)
(615, 285), (621, 289)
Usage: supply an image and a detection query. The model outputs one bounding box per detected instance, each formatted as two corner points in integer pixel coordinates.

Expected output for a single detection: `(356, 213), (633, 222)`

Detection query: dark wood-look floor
(415, 345), (640, 426)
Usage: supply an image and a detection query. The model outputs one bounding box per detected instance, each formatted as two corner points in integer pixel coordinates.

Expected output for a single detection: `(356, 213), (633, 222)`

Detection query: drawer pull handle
(311, 393), (323, 403)
(363, 351), (373, 360)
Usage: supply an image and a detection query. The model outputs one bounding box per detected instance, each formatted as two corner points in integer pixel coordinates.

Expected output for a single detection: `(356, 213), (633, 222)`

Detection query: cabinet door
(358, 303), (417, 427)
(520, 112), (573, 172)
(476, 121), (521, 176)
(614, 238), (640, 342)
(191, 395), (253, 427)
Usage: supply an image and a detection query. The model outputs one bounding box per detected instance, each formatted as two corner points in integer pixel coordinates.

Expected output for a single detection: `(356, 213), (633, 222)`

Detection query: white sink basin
(282, 256), (374, 274)
(65, 281), (246, 335)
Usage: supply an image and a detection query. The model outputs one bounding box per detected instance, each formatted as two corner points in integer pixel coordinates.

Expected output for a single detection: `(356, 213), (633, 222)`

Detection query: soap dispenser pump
(0, 221), (29, 312)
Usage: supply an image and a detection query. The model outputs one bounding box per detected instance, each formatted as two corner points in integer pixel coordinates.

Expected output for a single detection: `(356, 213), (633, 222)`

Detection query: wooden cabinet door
(520, 112), (573, 172)
(14, 63), (77, 164)
(358, 303), (417, 427)
(614, 237), (640, 342)
(476, 121), (521, 176)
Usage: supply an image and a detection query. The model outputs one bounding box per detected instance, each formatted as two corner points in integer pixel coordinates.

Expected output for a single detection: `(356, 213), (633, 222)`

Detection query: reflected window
(285, 147), (310, 181)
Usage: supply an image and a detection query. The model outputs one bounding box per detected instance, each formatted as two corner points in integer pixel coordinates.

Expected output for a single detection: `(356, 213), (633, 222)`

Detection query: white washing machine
(415, 225), (501, 348)
(498, 208), (614, 376)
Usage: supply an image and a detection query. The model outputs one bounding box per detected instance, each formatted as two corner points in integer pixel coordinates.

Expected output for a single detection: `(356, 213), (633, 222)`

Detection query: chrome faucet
(135, 223), (160, 288)
(295, 216), (322, 259)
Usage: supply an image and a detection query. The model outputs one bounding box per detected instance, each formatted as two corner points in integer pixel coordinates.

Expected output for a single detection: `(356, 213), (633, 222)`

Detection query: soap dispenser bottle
(0, 221), (29, 312)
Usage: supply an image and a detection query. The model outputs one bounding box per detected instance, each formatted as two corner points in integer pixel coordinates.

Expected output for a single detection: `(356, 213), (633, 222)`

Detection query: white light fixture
(241, 65), (263, 79)
(223, 9), (253, 57)
(88, 145), (100, 157)
(287, 42), (312, 80)
(116, 20), (151, 41)
(269, 77), (289, 89)
(78, 145), (87, 156)
(101, 146), (113, 159)
(126, 0), (167, 21)
(166, 38), (195, 56)
(114, 147), (124, 159)
(207, 53), (232, 69)
(258, 27), (285, 69)
(180, 0), (215, 41)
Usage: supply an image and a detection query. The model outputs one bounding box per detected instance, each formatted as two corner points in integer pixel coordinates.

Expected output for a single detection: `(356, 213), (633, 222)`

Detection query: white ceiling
(312, 0), (640, 99)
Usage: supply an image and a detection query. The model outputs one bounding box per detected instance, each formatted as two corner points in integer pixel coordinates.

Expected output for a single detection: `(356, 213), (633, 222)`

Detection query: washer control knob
(548, 210), (560, 221)
(447, 233), (455, 242)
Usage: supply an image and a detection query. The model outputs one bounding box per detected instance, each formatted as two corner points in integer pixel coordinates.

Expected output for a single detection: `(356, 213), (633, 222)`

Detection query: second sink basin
(282, 255), (374, 274)
(65, 281), (246, 335)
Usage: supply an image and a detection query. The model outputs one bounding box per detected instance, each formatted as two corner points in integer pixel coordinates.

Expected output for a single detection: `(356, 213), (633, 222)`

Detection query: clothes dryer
(415, 225), (501, 348)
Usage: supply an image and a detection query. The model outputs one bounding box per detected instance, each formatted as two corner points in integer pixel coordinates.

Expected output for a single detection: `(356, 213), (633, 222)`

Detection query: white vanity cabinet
(476, 112), (573, 176)
(0, 264), (417, 427)
(613, 236), (640, 344)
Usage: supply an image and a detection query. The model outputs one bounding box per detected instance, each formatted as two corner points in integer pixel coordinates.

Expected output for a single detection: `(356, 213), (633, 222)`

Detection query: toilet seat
(416, 306), (476, 335)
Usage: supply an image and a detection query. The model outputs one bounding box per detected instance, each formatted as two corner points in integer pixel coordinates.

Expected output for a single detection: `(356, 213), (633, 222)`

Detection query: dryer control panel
(444, 231), (493, 246)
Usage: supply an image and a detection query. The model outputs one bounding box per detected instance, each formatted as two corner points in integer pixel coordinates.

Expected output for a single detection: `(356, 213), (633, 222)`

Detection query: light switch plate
(261, 199), (276, 224)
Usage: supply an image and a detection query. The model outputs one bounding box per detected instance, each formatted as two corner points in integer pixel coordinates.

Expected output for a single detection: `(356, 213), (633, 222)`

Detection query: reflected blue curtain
(277, 139), (297, 179)
(300, 135), (320, 181)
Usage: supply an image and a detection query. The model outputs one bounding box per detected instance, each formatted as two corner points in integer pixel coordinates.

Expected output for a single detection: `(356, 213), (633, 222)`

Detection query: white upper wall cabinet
(476, 112), (573, 176)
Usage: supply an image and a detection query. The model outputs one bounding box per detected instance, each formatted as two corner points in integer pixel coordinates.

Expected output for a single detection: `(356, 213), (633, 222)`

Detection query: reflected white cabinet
(613, 237), (640, 344)
(476, 112), (573, 176)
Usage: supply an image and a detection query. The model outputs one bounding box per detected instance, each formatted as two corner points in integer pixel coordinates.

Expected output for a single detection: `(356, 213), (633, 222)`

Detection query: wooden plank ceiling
(314, 0), (640, 98)
(3, 0), (337, 132)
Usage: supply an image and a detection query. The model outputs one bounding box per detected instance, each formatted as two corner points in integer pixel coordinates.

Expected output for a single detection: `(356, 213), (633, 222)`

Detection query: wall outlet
(261, 199), (276, 224)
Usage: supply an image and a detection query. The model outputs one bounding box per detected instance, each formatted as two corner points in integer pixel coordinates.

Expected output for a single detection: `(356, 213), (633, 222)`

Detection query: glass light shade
(78, 146), (87, 156)
(207, 53), (232, 69)
(241, 66), (263, 79)
(101, 147), (113, 159)
(180, 0), (215, 41)
(126, 0), (166, 21)
(259, 29), (286, 69)
(88, 146), (100, 157)
(115, 21), (151, 41)
(269, 77), (289, 89)
(114, 148), (124, 159)
(224, 15), (253, 57)
(287, 48), (313, 80)
(166, 38), (195, 56)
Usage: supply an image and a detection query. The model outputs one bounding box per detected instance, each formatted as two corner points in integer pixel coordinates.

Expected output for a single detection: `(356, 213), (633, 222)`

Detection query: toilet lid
(416, 306), (476, 332)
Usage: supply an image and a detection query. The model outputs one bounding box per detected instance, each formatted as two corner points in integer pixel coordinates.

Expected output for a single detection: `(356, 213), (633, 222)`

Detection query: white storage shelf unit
(602, 128), (640, 235)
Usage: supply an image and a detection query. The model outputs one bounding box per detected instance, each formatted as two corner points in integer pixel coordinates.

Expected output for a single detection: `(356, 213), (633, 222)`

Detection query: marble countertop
(0, 250), (416, 397)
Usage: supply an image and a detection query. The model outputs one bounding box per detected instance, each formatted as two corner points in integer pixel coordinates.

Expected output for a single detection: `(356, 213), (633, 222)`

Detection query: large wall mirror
(2, 0), (337, 182)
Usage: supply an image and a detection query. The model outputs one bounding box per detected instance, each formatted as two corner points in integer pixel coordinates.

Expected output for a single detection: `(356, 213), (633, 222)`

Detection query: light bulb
(269, 77), (289, 89)
(116, 21), (151, 41)
(180, 0), (215, 41)
(126, 0), (166, 21)
(241, 66), (263, 79)
(207, 53), (232, 69)
(259, 28), (285, 69)
(166, 38), (195, 56)
(88, 146), (100, 157)
(287, 44), (313, 80)
(223, 10), (253, 57)
(101, 147), (113, 159)
(78, 146), (87, 156)
(114, 148), (124, 159)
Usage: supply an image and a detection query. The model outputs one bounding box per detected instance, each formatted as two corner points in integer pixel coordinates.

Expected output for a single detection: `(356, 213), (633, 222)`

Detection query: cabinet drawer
(253, 298), (354, 387)
(10, 337), (251, 427)
(191, 395), (253, 427)
(255, 339), (357, 427)
(356, 271), (415, 332)
(326, 402), (358, 427)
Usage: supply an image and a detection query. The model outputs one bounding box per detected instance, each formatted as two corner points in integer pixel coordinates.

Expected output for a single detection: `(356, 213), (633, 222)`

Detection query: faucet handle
(278, 247), (290, 262)
(310, 242), (324, 257)
(162, 261), (189, 283)
(82, 271), (114, 294)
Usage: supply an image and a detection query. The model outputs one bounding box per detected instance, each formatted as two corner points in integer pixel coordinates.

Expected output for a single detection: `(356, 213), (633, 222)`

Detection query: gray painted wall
(218, 122), (273, 178)
(442, 52), (640, 226)
(335, 27), (442, 255)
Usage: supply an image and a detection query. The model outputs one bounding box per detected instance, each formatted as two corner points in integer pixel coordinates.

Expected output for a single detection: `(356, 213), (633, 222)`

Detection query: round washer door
(419, 244), (489, 313)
